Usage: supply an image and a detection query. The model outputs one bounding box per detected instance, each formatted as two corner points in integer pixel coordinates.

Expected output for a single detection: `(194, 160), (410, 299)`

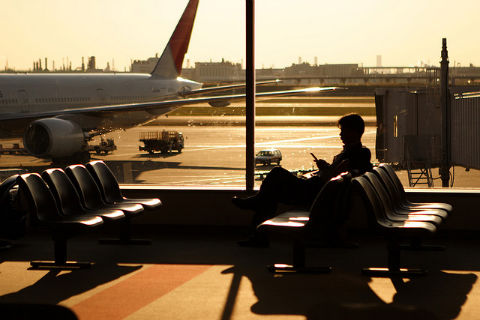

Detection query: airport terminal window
(1, 1), (480, 190)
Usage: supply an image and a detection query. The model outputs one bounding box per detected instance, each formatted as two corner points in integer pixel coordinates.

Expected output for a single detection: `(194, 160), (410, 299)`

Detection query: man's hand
(315, 159), (330, 170)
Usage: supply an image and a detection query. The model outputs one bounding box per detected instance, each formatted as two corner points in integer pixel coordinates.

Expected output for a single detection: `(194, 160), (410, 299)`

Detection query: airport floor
(1, 227), (480, 320)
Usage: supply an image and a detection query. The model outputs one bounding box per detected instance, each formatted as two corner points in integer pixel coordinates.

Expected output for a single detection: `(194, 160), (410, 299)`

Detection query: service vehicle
(0, 143), (28, 155)
(255, 148), (282, 166)
(139, 130), (184, 154)
(89, 138), (117, 155)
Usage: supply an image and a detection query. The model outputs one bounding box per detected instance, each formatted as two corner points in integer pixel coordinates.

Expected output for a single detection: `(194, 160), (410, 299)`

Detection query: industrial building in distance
(4, 55), (480, 88)
(132, 56), (480, 87)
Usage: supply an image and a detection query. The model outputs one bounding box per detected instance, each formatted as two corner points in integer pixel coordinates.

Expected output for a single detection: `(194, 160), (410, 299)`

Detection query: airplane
(0, 0), (335, 163)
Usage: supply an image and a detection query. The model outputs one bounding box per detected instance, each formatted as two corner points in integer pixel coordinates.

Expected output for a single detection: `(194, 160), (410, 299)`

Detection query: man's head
(338, 113), (365, 145)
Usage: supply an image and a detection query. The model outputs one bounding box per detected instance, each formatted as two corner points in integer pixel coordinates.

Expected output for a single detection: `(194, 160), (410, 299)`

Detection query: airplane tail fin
(151, 0), (199, 78)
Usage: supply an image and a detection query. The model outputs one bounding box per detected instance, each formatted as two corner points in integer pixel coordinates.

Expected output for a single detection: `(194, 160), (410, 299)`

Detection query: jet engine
(23, 118), (87, 159)
(208, 100), (230, 107)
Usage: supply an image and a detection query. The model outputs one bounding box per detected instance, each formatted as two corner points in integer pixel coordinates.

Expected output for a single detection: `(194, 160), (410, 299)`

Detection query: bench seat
(257, 173), (352, 273)
(352, 174), (439, 277)
(379, 164), (453, 213)
(18, 173), (103, 270)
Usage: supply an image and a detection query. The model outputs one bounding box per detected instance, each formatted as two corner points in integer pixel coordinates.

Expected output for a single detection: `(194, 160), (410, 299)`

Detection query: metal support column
(245, 0), (255, 191)
(440, 38), (451, 187)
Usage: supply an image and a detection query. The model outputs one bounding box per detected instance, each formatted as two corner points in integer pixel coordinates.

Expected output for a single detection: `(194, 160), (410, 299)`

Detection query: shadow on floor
(0, 230), (478, 320)
(221, 264), (476, 320)
(0, 263), (141, 305)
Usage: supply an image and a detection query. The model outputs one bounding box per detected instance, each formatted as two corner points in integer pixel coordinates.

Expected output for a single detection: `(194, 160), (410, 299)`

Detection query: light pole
(440, 38), (451, 187)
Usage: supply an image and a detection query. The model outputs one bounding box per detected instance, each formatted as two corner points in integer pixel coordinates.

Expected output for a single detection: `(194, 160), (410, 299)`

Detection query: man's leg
(233, 167), (306, 210)
(235, 167), (309, 247)
(258, 167), (306, 201)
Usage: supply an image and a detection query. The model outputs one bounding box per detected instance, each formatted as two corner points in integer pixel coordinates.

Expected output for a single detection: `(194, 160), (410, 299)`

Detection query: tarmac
(147, 115), (377, 127)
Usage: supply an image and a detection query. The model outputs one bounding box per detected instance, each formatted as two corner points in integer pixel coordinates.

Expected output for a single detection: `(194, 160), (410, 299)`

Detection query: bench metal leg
(293, 239), (306, 268)
(268, 264), (332, 273)
(30, 237), (92, 270)
(99, 217), (151, 245)
(400, 237), (446, 251)
(362, 267), (427, 277)
(267, 239), (332, 274)
(362, 241), (427, 277)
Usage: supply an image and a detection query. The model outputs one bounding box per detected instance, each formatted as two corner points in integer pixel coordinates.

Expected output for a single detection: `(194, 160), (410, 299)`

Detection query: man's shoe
(232, 195), (260, 210)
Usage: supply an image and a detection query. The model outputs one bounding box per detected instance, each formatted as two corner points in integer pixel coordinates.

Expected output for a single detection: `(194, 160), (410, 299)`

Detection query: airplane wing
(179, 79), (281, 97)
(0, 86), (337, 137)
(0, 86), (336, 121)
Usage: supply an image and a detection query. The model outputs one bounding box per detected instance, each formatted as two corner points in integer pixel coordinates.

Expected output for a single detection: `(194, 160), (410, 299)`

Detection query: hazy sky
(1, 0), (479, 71)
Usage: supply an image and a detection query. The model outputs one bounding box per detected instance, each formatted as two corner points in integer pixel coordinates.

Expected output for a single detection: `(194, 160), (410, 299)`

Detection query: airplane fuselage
(0, 73), (202, 137)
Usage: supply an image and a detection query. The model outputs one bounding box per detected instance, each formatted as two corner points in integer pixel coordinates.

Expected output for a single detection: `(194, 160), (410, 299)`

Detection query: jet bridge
(451, 92), (480, 170)
(375, 88), (442, 186)
(375, 88), (480, 187)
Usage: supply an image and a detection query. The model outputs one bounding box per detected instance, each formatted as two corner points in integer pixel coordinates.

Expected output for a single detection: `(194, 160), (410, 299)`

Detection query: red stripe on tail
(151, 0), (199, 77)
(170, 0), (199, 74)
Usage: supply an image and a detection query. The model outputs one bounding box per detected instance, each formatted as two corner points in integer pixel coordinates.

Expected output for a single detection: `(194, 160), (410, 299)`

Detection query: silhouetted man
(233, 113), (372, 247)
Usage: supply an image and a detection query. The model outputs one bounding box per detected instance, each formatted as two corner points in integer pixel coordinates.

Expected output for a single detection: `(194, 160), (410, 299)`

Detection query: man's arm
(313, 158), (347, 177)
(314, 158), (330, 171)
(331, 159), (350, 176)
(348, 147), (373, 176)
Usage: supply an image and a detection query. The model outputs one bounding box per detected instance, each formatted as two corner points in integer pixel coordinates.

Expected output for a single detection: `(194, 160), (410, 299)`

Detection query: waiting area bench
(352, 174), (440, 277)
(256, 164), (452, 277)
(0, 160), (161, 270)
(257, 173), (352, 273)
(18, 173), (104, 269)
